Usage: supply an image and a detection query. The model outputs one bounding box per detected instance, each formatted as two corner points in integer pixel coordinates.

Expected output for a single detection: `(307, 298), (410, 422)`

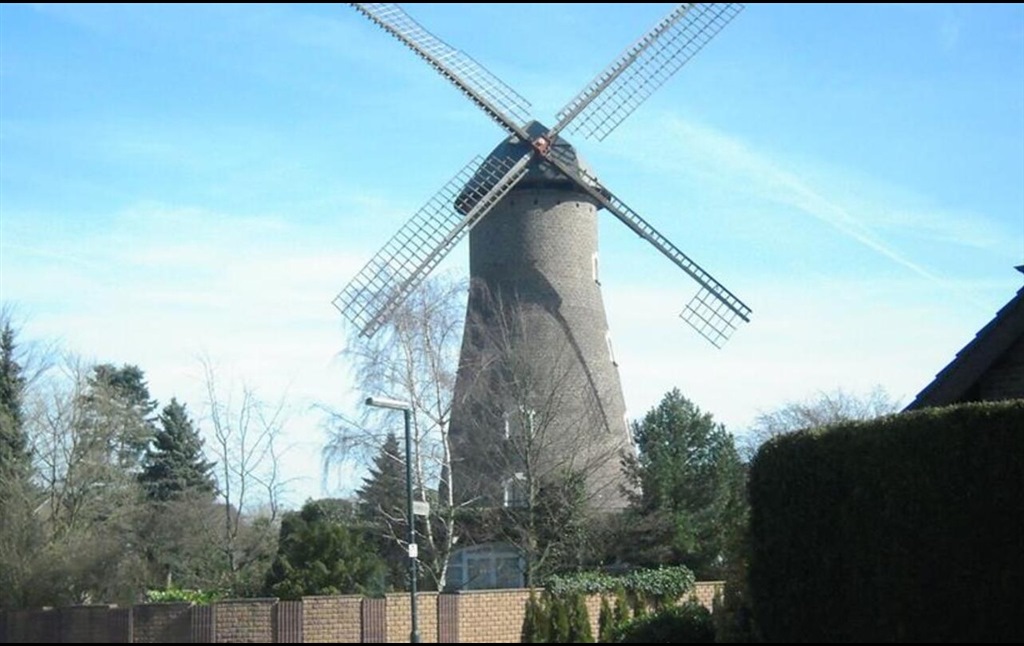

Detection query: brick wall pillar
(361, 597), (386, 643)
(437, 594), (459, 643)
(273, 600), (302, 642)
(60, 605), (117, 642)
(109, 607), (132, 643)
(192, 604), (215, 643)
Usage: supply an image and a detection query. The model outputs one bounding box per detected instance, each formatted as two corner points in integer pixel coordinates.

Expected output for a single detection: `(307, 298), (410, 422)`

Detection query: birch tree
(324, 273), (466, 591)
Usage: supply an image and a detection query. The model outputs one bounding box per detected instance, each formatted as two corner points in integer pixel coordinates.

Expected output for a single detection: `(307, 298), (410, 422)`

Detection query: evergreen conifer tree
(357, 432), (405, 519)
(0, 321), (37, 610)
(139, 398), (216, 501)
(0, 323), (29, 473)
(613, 586), (632, 628)
(598, 594), (614, 643)
(567, 593), (594, 643)
(547, 591), (571, 643)
(521, 588), (547, 643)
(356, 432), (409, 590)
(264, 498), (387, 599)
(82, 363), (159, 471)
(622, 388), (747, 579)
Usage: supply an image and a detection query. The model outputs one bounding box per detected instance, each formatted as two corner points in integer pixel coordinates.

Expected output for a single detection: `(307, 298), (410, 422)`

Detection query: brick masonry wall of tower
(450, 184), (634, 511)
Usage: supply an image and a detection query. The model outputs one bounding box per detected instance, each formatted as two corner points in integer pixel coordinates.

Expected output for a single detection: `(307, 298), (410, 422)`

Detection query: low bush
(609, 600), (714, 643)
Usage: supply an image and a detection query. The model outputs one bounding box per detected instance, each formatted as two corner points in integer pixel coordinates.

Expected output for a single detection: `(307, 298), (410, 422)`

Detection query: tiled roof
(905, 267), (1024, 410)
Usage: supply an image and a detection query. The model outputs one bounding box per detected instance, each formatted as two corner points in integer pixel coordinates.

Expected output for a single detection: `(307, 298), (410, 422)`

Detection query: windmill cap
(455, 121), (600, 214)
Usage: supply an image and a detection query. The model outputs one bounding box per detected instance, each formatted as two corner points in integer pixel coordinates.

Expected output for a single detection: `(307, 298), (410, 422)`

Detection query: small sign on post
(412, 500), (430, 517)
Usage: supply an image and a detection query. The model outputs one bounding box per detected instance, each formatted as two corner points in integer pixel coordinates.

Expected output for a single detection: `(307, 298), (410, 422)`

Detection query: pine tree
(0, 323), (29, 473)
(357, 432), (405, 518)
(621, 388), (747, 579)
(356, 433), (408, 590)
(82, 363), (159, 471)
(547, 591), (571, 643)
(139, 398), (217, 502)
(0, 320), (38, 611)
(263, 498), (387, 599)
(613, 586), (631, 629)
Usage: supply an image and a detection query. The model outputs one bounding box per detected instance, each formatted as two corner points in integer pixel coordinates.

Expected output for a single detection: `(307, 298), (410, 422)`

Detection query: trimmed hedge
(609, 601), (714, 643)
(748, 400), (1024, 642)
(543, 566), (695, 610)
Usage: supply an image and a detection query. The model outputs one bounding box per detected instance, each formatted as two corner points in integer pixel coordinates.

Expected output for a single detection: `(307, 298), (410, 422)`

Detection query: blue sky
(2, 3), (1022, 508)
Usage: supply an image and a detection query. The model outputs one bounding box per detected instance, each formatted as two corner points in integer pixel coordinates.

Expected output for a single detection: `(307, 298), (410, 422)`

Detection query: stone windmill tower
(335, 3), (751, 511)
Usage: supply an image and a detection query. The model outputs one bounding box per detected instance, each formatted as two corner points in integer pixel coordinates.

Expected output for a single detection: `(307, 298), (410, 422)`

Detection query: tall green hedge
(748, 400), (1024, 642)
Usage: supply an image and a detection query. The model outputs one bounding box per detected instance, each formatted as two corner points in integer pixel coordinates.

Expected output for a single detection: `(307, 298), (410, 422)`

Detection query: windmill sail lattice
(334, 152), (531, 338)
(552, 2), (744, 141)
(335, 3), (750, 511)
(352, 3), (533, 138)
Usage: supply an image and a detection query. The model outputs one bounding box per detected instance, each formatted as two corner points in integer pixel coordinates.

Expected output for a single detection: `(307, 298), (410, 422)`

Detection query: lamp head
(365, 396), (412, 411)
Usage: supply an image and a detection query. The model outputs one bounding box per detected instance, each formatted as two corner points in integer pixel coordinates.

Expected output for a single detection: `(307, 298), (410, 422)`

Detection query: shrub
(543, 565), (694, 613)
(521, 589), (548, 643)
(547, 592), (571, 643)
(567, 593), (594, 643)
(598, 595), (614, 643)
(610, 601), (714, 643)
(522, 589), (594, 643)
(748, 400), (1024, 642)
(144, 587), (222, 605)
(612, 586), (631, 627)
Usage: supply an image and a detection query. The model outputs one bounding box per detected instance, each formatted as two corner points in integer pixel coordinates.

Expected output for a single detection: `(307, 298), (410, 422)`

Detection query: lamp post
(365, 396), (419, 643)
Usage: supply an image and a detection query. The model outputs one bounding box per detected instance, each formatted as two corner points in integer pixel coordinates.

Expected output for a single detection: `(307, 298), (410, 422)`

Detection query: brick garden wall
(457, 588), (532, 643)
(385, 593), (438, 643)
(132, 603), (192, 643)
(213, 598), (275, 643)
(301, 595), (362, 643)
(691, 580), (725, 609)
(0, 582), (724, 643)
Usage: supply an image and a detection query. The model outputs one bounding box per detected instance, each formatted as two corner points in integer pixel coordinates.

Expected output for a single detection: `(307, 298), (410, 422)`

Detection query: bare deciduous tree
(743, 386), (902, 458)
(26, 355), (149, 606)
(199, 356), (287, 596)
(323, 273), (466, 591)
(451, 286), (631, 586)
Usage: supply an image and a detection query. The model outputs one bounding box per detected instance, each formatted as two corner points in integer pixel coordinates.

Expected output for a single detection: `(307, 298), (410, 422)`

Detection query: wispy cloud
(663, 117), (947, 280)
(609, 112), (1016, 306)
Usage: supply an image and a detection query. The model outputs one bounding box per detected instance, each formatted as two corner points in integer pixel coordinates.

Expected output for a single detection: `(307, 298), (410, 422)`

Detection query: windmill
(335, 3), (751, 511)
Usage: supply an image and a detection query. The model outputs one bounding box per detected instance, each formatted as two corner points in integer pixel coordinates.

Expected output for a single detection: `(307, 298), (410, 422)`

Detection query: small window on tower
(503, 473), (527, 508)
(592, 253), (600, 285)
(605, 330), (617, 366)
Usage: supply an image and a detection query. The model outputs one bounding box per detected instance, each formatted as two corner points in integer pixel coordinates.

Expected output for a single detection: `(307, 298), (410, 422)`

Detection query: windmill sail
(550, 3), (744, 141)
(333, 152), (530, 337)
(352, 3), (532, 139)
(537, 154), (751, 345)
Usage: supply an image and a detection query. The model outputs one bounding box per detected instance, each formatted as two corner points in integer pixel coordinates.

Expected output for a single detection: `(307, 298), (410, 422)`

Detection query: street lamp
(365, 396), (419, 643)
